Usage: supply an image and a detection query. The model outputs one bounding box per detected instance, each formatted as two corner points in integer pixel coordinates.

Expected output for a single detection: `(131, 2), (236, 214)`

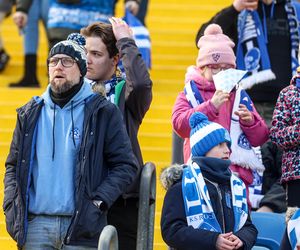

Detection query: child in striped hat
(161, 112), (257, 250)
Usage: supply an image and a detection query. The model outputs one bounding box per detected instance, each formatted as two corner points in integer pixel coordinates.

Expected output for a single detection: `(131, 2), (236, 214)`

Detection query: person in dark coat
(255, 140), (286, 213)
(160, 112), (257, 250)
(81, 18), (152, 250)
(2, 33), (137, 250)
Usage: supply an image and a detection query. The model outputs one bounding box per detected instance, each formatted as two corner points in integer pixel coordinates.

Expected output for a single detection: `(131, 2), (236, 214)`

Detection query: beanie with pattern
(48, 33), (87, 76)
(189, 112), (231, 156)
(196, 24), (236, 68)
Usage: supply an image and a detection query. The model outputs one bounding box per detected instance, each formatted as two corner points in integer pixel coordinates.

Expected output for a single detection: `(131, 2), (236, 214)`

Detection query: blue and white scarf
(236, 1), (300, 89)
(288, 208), (300, 250)
(236, 9), (275, 89)
(123, 9), (151, 69)
(230, 87), (264, 171)
(184, 80), (203, 107)
(182, 161), (248, 232)
(102, 75), (123, 104)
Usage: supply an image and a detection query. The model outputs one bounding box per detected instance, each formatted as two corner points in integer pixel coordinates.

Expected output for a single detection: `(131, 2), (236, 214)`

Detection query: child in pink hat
(172, 24), (269, 200)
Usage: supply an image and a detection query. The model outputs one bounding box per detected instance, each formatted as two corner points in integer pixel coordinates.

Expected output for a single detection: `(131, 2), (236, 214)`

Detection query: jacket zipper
(65, 210), (79, 244)
(65, 107), (94, 243)
(205, 178), (225, 233)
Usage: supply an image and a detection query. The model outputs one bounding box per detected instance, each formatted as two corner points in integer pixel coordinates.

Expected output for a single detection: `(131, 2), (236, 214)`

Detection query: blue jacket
(3, 86), (138, 248)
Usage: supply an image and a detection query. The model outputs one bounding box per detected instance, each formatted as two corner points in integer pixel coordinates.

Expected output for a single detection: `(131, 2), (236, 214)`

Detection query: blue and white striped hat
(189, 112), (231, 156)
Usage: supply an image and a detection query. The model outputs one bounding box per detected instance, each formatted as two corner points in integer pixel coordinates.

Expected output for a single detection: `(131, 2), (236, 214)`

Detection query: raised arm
(110, 17), (152, 123)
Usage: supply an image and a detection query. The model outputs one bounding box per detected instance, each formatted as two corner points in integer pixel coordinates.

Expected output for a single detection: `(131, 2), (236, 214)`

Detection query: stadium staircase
(0, 0), (231, 249)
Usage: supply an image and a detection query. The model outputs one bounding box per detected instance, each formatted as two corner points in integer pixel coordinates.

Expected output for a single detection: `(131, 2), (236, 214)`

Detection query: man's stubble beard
(50, 79), (77, 94)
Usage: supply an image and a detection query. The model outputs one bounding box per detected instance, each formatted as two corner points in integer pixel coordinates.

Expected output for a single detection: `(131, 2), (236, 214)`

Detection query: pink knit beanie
(196, 24), (236, 68)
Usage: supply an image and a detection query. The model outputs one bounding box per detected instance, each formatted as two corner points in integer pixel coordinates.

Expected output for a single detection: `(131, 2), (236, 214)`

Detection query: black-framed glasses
(48, 57), (76, 68)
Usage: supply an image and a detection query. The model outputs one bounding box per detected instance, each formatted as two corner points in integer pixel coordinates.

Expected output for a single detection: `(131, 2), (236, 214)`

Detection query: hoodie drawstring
(71, 101), (76, 148)
(52, 104), (56, 161)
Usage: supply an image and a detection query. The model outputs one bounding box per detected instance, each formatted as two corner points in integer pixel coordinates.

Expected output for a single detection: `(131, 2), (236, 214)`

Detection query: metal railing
(136, 162), (156, 250)
(171, 130), (184, 164)
(98, 225), (118, 250)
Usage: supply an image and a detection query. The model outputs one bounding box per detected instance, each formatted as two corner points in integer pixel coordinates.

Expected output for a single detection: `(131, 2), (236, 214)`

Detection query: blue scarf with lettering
(182, 160), (248, 232)
(236, 1), (300, 89)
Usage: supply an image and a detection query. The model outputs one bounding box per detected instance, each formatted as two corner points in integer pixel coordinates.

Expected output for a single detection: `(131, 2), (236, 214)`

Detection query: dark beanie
(48, 33), (87, 76)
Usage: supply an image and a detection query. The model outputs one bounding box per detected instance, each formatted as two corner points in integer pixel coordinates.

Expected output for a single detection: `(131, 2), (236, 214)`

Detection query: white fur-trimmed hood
(160, 164), (184, 190)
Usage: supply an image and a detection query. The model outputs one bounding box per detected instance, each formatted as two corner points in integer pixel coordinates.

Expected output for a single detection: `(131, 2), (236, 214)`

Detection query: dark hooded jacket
(114, 37), (152, 197)
(3, 87), (138, 248)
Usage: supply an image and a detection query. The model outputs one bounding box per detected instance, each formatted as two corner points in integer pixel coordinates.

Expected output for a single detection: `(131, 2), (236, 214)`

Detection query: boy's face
(205, 142), (230, 159)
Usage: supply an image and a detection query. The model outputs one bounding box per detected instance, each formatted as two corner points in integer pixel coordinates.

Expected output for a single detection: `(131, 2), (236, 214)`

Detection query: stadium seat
(251, 212), (286, 250)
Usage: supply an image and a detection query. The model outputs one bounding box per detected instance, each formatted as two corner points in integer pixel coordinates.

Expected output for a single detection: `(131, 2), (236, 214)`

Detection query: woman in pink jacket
(172, 24), (269, 191)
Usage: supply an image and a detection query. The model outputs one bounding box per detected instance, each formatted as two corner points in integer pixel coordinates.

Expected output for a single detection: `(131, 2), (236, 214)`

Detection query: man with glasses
(3, 33), (138, 250)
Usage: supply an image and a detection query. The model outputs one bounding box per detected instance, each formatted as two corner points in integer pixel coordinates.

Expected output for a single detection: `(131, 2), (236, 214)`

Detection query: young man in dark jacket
(3, 33), (137, 249)
(196, 0), (300, 126)
(81, 17), (152, 250)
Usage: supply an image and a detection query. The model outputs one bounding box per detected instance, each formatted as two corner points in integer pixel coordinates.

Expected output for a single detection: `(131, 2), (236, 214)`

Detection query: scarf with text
(182, 161), (248, 232)
(236, 1), (300, 89)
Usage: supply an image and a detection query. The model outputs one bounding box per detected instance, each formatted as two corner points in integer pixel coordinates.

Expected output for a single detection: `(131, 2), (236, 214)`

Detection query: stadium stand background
(0, 0), (232, 248)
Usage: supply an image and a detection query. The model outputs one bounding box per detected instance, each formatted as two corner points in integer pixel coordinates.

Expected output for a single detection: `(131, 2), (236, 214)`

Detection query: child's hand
(211, 90), (230, 110)
(234, 104), (254, 124)
(228, 234), (244, 249)
(216, 232), (235, 250)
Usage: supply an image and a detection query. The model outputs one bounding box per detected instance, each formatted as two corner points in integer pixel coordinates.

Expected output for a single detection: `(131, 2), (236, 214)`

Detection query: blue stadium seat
(251, 212), (286, 250)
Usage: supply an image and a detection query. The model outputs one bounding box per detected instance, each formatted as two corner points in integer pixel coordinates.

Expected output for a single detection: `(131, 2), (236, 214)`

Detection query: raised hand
(211, 90), (230, 110)
(108, 17), (133, 41)
(234, 104), (254, 124)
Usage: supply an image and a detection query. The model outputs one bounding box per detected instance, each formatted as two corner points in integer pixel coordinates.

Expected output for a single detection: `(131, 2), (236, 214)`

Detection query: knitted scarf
(182, 161), (248, 232)
(288, 208), (300, 250)
(236, 1), (300, 89)
(101, 75), (125, 105)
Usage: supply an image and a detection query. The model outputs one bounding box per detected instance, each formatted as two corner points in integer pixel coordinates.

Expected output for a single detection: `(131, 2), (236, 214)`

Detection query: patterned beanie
(189, 112), (231, 156)
(48, 33), (87, 76)
(196, 24), (236, 68)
